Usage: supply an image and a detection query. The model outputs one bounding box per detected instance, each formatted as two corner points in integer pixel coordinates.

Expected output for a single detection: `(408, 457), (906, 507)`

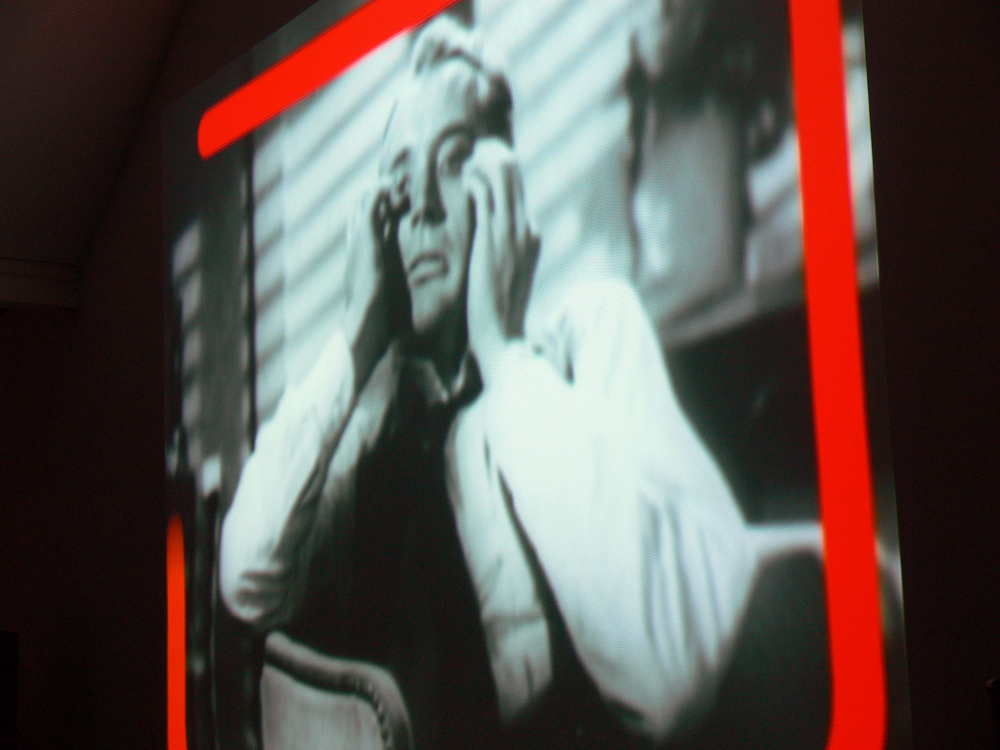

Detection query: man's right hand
(343, 186), (411, 391)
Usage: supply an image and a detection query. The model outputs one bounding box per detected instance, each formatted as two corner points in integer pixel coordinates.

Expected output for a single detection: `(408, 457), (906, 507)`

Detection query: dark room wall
(863, 0), (1000, 747)
(0, 1), (997, 750)
(0, 2), (333, 748)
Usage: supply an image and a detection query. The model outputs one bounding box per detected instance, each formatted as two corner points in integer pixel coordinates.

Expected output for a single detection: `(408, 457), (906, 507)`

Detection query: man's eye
(392, 173), (410, 209)
(438, 139), (472, 176)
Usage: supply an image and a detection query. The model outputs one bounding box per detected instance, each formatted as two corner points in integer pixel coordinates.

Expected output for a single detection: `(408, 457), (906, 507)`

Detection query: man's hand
(463, 139), (539, 387)
(342, 185), (410, 391)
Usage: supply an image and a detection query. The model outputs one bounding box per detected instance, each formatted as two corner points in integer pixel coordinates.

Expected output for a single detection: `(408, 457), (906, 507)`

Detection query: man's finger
(465, 170), (496, 307)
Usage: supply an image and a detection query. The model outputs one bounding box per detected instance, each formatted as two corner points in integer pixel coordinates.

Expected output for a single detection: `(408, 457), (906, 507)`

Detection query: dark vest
(286, 364), (637, 750)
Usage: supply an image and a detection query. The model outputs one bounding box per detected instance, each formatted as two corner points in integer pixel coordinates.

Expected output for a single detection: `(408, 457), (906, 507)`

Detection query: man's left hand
(463, 139), (538, 387)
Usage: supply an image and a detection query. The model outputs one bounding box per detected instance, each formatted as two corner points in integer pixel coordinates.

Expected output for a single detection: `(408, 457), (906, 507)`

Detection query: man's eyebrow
(433, 122), (475, 152)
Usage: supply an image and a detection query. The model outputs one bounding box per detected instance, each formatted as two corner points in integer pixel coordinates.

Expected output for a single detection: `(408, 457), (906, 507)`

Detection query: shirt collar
(406, 349), (479, 409)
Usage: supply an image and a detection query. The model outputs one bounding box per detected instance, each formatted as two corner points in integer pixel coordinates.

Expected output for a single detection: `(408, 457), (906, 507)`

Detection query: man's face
(381, 60), (479, 338)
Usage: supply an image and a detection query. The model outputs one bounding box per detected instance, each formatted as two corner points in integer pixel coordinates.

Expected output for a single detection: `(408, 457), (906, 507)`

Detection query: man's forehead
(382, 59), (481, 162)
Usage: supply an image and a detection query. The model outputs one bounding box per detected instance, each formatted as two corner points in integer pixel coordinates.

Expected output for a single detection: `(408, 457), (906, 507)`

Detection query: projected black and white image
(164, 1), (906, 749)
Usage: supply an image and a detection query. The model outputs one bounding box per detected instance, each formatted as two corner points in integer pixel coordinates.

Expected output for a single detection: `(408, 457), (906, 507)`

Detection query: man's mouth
(407, 252), (448, 285)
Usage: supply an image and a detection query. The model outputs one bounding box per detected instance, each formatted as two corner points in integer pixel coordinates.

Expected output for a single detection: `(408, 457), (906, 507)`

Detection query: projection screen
(164, 1), (910, 748)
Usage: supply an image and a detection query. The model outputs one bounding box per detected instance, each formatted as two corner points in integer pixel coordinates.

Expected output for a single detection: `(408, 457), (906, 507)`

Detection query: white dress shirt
(220, 275), (821, 741)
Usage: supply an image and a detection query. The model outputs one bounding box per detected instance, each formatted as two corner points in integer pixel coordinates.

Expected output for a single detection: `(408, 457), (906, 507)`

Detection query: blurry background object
(627, 0), (789, 328)
(259, 633), (413, 750)
(626, 0), (875, 343)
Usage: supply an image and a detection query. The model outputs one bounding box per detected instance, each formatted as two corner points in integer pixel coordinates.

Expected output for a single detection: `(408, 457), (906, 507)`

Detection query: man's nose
(409, 156), (445, 226)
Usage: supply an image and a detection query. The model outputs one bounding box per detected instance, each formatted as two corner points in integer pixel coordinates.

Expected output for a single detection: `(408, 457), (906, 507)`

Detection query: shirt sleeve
(481, 277), (759, 739)
(219, 330), (397, 630)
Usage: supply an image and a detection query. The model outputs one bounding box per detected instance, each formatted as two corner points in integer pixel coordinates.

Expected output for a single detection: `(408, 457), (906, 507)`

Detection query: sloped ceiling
(0, 0), (186, 306)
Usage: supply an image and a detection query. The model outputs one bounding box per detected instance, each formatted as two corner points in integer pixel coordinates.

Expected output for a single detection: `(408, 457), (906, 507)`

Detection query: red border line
(197, 0), (461, 159)
(167, 514), (188, 750)
(789, 0), (887, 747)
(179, 1), (889, 749)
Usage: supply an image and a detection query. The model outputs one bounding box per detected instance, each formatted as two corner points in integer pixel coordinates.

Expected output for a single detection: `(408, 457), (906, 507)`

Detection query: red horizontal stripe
(198, 0), (461, 158)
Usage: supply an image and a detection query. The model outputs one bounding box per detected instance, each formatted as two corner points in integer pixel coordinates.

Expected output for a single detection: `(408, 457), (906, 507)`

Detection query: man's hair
(403, 15), (513, 144)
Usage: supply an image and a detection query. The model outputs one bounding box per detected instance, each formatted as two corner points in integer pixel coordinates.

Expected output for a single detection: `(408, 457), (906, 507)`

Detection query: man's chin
(409, 307), (443, 340)
(405, 298), (466, 358)
(408, 291), (460, 339)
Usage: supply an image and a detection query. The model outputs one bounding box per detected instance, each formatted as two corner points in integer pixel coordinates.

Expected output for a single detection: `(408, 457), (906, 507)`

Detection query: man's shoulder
(531, 274), (647, 336)
(525, 274), (655, 371)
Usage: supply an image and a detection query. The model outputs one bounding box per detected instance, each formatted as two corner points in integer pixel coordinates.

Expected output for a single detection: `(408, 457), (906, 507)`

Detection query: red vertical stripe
(788, 0), (887, 748)
(197, 0), (461, 159)
(167, 515), (188, 750)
